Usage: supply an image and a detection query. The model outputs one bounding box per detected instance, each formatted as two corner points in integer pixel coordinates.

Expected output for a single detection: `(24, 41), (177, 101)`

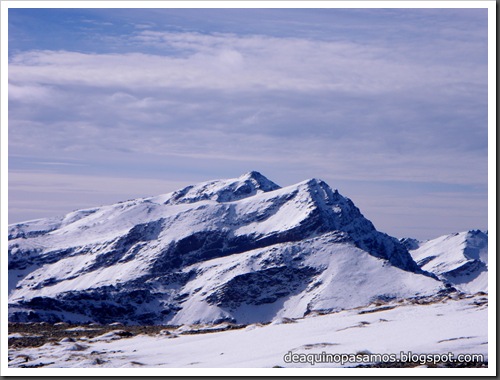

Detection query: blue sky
(7, 6), (489, 239)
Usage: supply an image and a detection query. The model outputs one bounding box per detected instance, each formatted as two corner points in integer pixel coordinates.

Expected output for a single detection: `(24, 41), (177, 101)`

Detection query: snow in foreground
(8, 293), (487, 369)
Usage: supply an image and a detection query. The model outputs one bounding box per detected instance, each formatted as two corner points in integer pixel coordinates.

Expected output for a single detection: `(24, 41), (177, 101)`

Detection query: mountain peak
(408, 230), (488, 293)
(166, 171), (280, 205)
(238, 171), (281, 191)
(8, 172), (451, 325)
(239, 170), (264, 179)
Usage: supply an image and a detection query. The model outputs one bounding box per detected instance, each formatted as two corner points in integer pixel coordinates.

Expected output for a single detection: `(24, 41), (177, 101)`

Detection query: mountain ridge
(9, 172), (480, 325)
(404, 230), (488, 293)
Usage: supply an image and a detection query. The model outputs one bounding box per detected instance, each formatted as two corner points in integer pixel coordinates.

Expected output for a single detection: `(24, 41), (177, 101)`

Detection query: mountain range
(8, 172), (487, 325)
(402, 230), (488, 294)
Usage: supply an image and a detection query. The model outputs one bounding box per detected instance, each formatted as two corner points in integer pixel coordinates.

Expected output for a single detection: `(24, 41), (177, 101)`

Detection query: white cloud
(8, 83), (58, 104)
(9, 32), (485, 94)
(8, 28), (488, 235)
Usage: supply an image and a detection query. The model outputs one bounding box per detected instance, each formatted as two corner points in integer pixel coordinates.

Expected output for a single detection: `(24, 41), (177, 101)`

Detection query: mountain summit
(406, 230), (488, 293)
(165, 171), (281, 205)
(9, 172), (445, 324)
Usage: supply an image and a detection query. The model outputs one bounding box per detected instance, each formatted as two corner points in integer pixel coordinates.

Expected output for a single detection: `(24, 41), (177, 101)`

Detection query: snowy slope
(7, 293), (488, 369)
(8, 172), (442, 324)
(168, 234), (442, 325)
(405, 230), (488, 293)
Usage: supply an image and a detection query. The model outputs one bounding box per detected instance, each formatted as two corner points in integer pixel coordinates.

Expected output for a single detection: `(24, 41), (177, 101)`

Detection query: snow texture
(8, 294), (488, 368)
(8, 172), (486, 325)
(406, 230), (488, 293)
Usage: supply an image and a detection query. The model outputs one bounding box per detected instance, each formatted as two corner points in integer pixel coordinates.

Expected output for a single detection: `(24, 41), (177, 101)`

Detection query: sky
(7, 5), (489, 239)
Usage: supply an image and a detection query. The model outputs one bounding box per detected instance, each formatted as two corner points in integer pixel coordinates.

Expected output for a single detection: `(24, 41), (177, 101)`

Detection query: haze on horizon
(7, 5), (489, 240)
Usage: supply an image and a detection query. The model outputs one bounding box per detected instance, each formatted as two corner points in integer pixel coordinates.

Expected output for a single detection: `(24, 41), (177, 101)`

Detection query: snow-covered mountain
(8, 172), (448, 325)
(404, 230), (488, 293)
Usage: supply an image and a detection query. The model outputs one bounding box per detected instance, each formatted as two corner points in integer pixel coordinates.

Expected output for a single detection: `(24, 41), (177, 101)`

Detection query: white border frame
(1, 1), (496, 376)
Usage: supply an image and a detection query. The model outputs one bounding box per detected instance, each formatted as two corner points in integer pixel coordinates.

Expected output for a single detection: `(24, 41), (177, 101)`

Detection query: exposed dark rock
(206, 266), (320, 309)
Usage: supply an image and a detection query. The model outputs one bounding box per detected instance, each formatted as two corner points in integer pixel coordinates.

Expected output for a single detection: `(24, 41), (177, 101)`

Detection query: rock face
(406, 230), (488, 294)
(8, 172), (446, 325)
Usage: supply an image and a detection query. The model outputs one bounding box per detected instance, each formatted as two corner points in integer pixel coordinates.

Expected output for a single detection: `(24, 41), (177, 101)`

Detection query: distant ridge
(8, 172), (469, 325)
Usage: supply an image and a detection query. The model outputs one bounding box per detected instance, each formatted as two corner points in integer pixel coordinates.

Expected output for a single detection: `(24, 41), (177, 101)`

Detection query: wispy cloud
(7, 8), (489, 239)
(9, 32), (486, 93)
